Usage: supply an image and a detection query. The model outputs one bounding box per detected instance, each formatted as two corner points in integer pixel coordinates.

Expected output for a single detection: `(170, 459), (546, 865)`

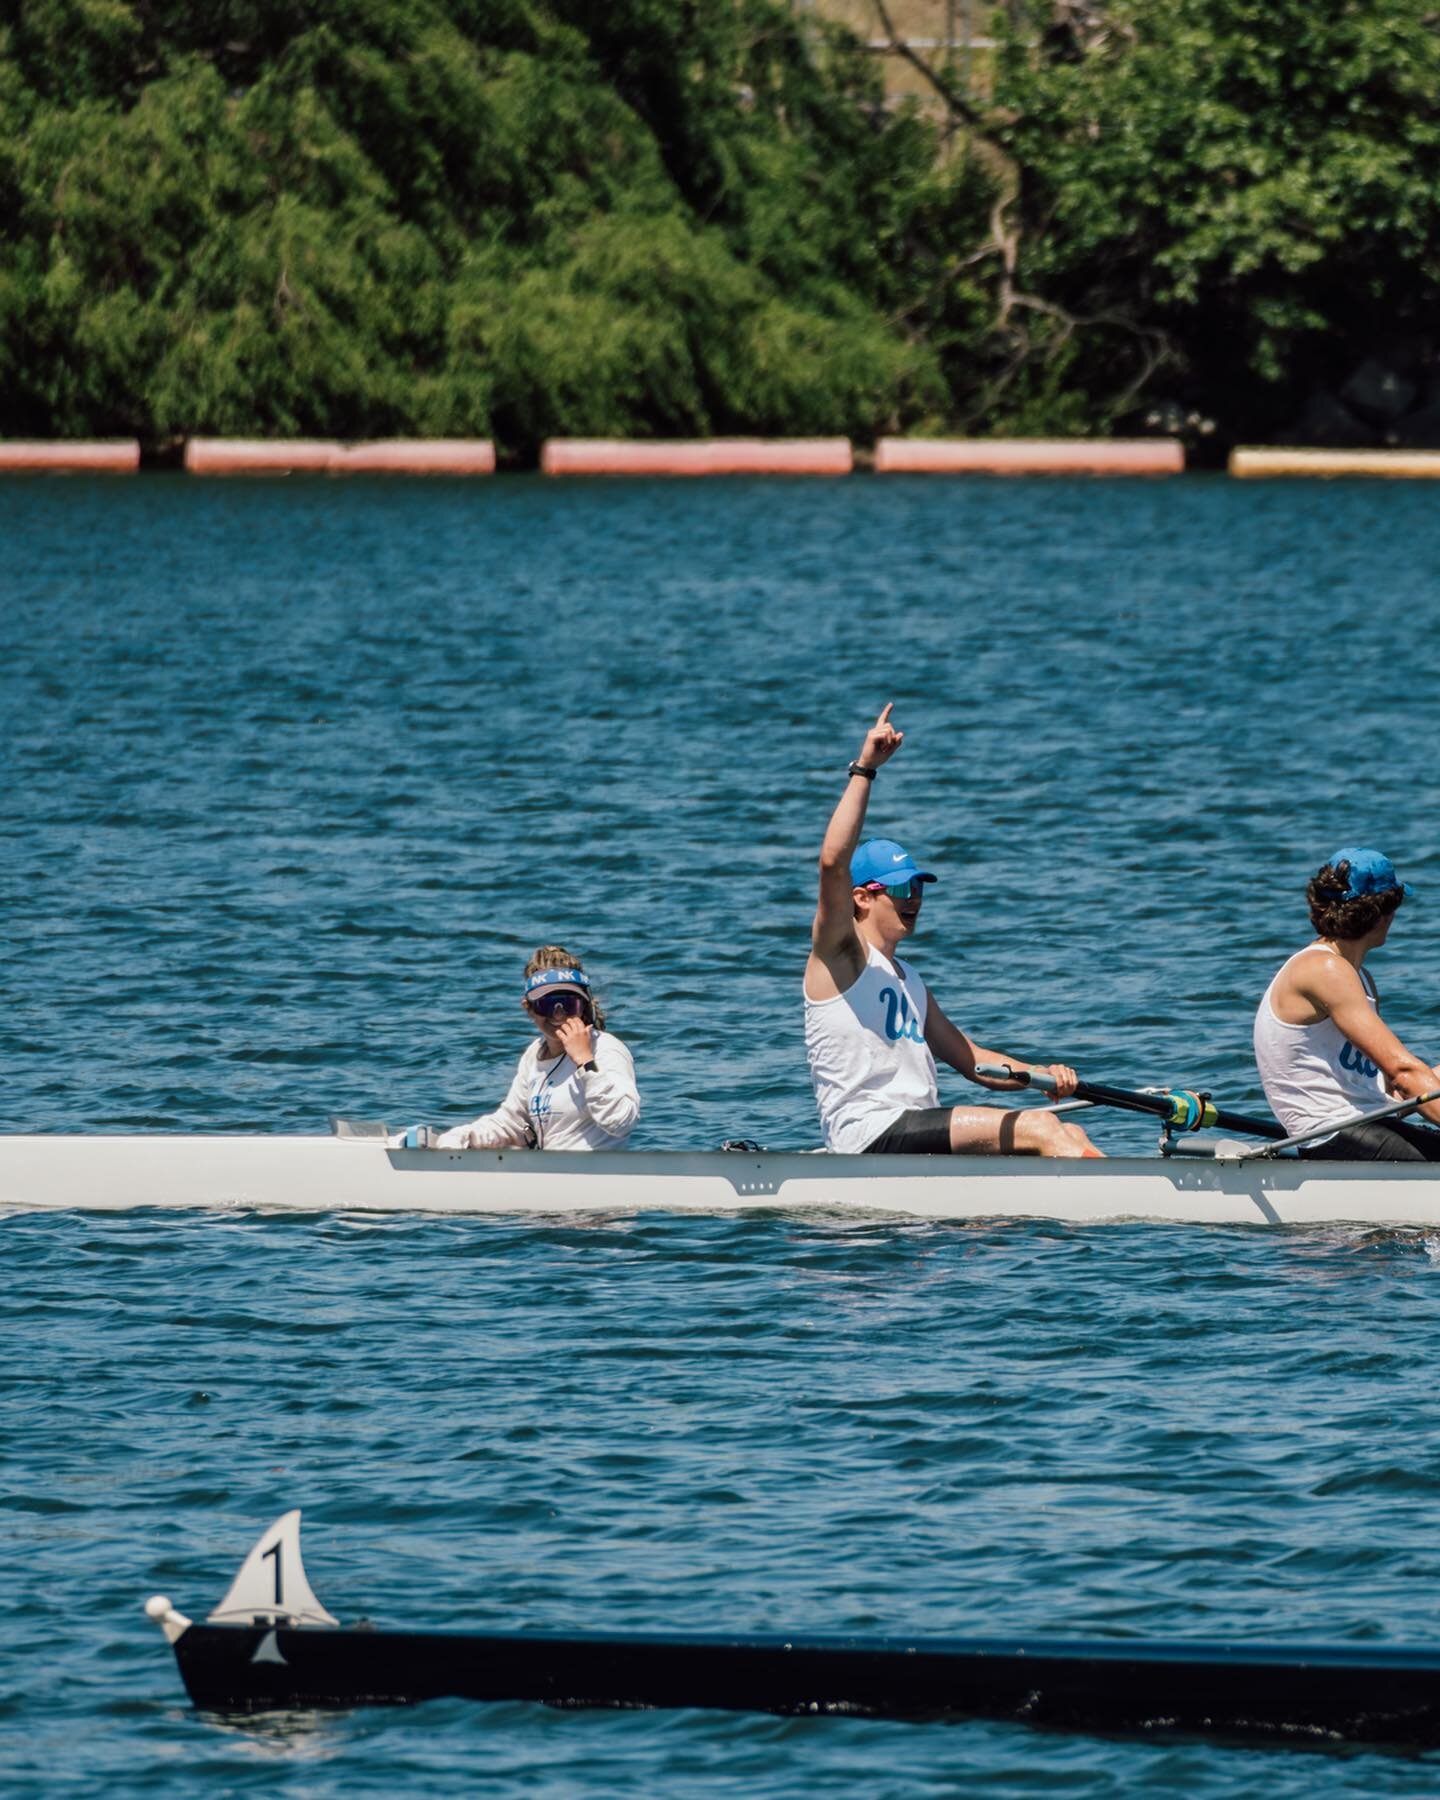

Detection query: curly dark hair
(1306, 862), (1404, 941)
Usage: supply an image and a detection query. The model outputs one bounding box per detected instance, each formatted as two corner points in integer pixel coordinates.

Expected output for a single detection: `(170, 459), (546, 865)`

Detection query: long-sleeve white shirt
(435, 1030), (640, 1151)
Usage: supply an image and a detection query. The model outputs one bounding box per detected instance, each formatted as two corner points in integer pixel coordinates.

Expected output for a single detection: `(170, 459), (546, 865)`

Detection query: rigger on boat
(147, 1511), (1440, 1748)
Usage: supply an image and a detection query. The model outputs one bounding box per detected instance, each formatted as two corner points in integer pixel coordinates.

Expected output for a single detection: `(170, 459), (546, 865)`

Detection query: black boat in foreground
(148, 1512), (1440, 1748)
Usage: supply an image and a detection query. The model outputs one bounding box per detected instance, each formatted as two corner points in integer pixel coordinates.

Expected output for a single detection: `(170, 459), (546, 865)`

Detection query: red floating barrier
(185, 440), (339, 475)
(185, 439), (497, 475)
(330, 441), (496, 475)
(874, 438), (1184, 476)
(541, 439), (854, 477)
(0, 442), (140, 473)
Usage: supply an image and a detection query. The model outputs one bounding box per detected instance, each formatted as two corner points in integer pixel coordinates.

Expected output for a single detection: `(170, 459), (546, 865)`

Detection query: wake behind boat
(8, 1117), (1440, 1224)
(148, 1511), (1440, 1747)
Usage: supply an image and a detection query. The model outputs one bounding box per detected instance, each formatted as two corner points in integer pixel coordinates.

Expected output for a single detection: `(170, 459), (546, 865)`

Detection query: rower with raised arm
(803, 705), (1101, 1158)
(1254, 849), (1440, 1160)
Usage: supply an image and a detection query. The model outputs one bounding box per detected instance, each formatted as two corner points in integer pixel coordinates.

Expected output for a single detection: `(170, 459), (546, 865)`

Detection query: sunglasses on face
(529, 991), (589, 1020)
(864, 879), (925, 903)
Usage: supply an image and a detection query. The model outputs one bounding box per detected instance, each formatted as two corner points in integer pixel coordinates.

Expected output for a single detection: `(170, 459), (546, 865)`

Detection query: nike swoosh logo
(892, 854), (906, 862)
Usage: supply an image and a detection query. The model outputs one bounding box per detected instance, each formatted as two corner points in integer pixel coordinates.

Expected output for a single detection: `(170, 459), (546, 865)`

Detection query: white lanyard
(528, 1052), (571, 1149)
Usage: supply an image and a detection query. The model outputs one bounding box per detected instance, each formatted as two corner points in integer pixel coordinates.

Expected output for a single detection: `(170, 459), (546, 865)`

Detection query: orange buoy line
(329, 441), (496, 474)
(0, 442), (140, 473)
(183, 440), (496, 475)
(874, 438), (1183, 475)
(1230, 447), (1440, 479)
(185, 440), (338, 474)
(540, 439), (854, 477)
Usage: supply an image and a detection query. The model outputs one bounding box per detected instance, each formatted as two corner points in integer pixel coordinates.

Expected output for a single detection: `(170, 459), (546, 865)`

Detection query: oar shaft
(976, 1065), (1287, 1141)
(1240, 1086), (1440, 1159)
(1076, 1080), (1284, 1141)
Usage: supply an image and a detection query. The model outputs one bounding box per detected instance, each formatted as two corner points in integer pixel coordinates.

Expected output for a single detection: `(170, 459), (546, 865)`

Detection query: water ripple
(7, 477), (1440, 1793)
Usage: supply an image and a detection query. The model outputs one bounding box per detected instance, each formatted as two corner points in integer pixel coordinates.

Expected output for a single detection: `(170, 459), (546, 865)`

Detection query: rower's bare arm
(926, 999), (1079, 1097)
(923, 998), (984, 1077)
(1306, 959), (1440, 1123)
(924, 1000), (1022, 1088)
(808, 705), (904, 997)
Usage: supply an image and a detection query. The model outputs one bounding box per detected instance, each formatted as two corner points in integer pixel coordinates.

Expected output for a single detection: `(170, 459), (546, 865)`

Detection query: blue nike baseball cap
(850, 838), (937, 888)
(1322, 847), (1413, 900)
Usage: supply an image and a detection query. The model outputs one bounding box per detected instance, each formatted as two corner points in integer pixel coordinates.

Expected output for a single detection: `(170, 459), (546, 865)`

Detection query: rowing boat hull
(4, 1136), (1440, 1223)
(167, 1617), (1440, 1744)
(149, 1513), (1440, 1748)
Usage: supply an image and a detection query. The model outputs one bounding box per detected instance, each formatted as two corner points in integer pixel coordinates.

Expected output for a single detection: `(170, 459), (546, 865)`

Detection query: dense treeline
(4, 1), (1440, 451)
(996, 0), (1440, 447)
(0, 0), (989, 447)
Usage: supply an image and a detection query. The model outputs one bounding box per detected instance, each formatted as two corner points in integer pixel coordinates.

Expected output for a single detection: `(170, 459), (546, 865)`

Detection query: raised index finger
(875, 701), (894, 729)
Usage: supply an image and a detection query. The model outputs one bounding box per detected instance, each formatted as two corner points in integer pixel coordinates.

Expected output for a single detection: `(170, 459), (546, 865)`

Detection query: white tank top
(804, 940), (939, 1153)
(1253, 949), (1384, 1136)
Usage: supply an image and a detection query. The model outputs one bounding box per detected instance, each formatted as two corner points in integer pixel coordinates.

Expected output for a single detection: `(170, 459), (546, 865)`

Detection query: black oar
(975, 1064), (1287, 1141)
(1237, 1085), (1440, 1160)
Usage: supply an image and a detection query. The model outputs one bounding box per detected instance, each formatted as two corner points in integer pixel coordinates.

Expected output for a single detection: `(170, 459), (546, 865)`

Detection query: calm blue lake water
(5, 472), (1440, 1794)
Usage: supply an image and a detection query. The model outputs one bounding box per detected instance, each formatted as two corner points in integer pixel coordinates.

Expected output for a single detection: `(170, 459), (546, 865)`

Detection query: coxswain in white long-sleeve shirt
(425, 951), (640, 1152)
(804, 705), (1100, 1158)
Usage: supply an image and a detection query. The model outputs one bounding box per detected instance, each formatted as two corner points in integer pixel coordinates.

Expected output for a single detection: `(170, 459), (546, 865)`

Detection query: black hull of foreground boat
(170, 1621), (1440, 1745)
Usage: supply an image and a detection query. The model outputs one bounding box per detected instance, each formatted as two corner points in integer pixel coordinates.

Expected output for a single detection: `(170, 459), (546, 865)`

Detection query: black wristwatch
(579, 1059), (599, 1074)
(847, 761), (876, 782)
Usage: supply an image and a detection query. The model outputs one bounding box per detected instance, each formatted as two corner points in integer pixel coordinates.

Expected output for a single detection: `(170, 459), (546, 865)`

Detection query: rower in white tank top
(1254, 948), (1385, 1137)
(801, 703), (1101, 1160)
(805, 939), (939, 1154)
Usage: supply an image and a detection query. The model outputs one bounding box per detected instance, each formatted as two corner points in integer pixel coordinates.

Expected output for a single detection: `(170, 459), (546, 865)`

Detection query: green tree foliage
(0, 1), (992, 446)
(11, 1), (1434, 445)
(991, 0), (1440, 435)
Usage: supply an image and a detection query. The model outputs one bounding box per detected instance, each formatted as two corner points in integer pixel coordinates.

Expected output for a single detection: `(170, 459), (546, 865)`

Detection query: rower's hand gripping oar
(975, 1065), (1288, 1142)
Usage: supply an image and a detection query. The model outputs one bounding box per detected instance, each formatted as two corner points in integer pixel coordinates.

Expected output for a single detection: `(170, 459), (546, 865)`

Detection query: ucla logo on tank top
(1337, 1040), (1379, 1080)
(879, 984), (925, 1044)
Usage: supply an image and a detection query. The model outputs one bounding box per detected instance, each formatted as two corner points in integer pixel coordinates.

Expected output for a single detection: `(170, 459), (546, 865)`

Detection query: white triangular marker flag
(251, 1628), (289, 1665)
(208, 1509), (339, 1627)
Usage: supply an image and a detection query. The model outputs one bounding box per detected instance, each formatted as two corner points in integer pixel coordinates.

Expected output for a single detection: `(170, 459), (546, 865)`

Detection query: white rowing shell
(2, 1134), (1440, 1225)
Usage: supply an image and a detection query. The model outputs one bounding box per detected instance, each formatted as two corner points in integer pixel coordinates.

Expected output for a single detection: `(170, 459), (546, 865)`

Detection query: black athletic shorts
(863, 1107), (954, 1155)
(1298, 1119), (1440, 1162)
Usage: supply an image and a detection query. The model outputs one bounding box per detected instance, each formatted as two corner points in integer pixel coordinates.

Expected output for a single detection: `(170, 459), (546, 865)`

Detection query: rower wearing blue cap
(1255, 848), (1440, 1160)
(802, 704), (1101, 1158)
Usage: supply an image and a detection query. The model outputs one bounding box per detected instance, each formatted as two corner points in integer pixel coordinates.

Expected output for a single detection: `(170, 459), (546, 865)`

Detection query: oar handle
(976, 1062), (1056, 1093)
(982, 1066), (1179, 1120)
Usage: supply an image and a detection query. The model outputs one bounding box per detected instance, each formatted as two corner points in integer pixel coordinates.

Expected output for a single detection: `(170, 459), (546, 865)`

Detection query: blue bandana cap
(1321, 847), (1413, 901)
(524, 968), (592, 1000)
(850, 838), (937, 888)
